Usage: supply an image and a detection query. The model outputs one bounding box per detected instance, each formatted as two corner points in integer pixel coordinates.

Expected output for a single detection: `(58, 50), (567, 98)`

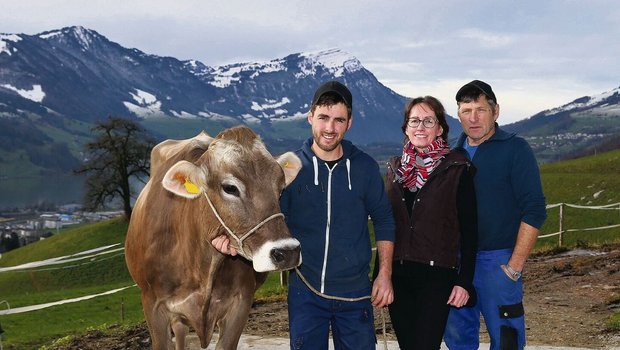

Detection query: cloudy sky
(2, 0), (619, 124)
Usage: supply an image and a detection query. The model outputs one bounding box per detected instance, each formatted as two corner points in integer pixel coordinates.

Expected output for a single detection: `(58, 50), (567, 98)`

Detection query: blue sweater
(281, 138), (395, 297)
(455, 125), (547, 250)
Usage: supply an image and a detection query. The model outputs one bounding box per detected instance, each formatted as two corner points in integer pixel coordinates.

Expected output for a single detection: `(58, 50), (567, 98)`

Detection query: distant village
(0, 204), (123, 253)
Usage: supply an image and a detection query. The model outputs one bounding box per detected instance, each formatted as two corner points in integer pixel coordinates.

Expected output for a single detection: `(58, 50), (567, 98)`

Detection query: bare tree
(75, 116), (155, 219)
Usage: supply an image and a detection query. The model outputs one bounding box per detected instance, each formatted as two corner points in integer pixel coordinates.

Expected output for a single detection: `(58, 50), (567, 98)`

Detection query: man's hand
(372, 240), (394, 308)
(447, 285), (469, 308)
(211, 235), (238, 256)
(371, 272), (394, 308)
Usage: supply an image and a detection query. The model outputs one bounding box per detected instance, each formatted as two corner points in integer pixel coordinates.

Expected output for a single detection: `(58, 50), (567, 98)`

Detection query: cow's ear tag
(183, 179), (200, 194)
(283, 161), (290, 168)
(174, 172), (200, 194)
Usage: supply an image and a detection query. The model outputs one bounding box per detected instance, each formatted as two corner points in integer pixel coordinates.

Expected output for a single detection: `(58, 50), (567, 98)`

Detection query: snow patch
(124, 88), (163, 118)
(211, 66), (243, 88)
(124, 101), (164, 118)
(184, 60), (213, 77)
(72, 26), (93, 49)
(129, 89), (157, 105)
(124, 55), (138, 65)
(210, 60), (285, 88)
(250, 97), (291, 111)
(39, 30), (62, 39)
(170, 110), (198, 119)
(207, 48), (360, 87)
(0, 34), (21, 56)
(270, 111), (308, 122)
(297, 48), (361, 78)
(1, 84), (46, 103)
(186, 60), (199, 69)
(544, 86), (620, 116)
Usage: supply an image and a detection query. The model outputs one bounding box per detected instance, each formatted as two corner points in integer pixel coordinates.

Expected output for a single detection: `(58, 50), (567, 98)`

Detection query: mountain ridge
(1, 26), (620, 178)
(503, 86), (620, 163)
(0, 26), (414, 180)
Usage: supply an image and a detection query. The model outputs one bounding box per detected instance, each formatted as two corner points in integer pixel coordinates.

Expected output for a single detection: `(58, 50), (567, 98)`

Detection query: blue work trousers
(287, 281), (376, 350)
(444, 249), (525, 350)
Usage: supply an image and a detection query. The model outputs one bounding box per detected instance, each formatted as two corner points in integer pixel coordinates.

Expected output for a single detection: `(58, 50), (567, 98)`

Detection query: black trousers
(388, 260), (457, 350)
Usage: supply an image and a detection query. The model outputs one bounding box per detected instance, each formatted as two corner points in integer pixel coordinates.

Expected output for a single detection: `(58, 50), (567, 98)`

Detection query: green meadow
(537, 148), (620, 248)
(0, 149), (619, 348)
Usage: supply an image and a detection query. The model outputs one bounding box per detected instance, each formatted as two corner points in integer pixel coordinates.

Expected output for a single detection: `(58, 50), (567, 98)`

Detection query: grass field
(0, 218), (289, 349)
(0, 149), (619, 348)
(536, 148), (620, 249)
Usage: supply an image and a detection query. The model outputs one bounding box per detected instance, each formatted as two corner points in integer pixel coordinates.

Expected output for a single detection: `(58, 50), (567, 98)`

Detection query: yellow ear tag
(183, 180), (200, 194)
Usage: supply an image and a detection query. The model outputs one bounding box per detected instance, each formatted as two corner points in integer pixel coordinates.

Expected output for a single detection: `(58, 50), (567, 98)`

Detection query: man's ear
(162, 160), (206, 199)
(277, 152), (302, 186)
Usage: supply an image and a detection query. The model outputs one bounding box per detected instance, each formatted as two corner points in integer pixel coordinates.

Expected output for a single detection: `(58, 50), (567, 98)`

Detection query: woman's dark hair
(401, 96), (449, 144)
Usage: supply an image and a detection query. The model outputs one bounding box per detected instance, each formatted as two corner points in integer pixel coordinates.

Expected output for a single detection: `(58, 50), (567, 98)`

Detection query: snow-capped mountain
(504, 86), (620, 163)
(542, 87), (620, 117)
(1, 26), (428, 177)
(2, 26), (619, 177)
(0, 27), (419, 145)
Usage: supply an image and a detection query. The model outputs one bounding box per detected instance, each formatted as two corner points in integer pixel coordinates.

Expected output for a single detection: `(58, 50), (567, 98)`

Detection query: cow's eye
(222, 184), (240, 197)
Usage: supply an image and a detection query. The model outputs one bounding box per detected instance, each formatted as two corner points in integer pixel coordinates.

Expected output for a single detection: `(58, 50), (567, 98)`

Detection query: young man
(443, 80), (547, 350)
(213, 80), (395, 350)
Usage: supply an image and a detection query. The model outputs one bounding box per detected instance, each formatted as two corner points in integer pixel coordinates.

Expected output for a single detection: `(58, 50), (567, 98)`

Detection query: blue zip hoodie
(281, 137), (395, 297)
(455, 124), (547, 250)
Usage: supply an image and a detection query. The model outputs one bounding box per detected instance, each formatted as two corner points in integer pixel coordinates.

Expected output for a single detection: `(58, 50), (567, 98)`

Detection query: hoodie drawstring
(313, 156), (319, 186)
(346, 158), (352, 190)
(312, 155), (352, 191)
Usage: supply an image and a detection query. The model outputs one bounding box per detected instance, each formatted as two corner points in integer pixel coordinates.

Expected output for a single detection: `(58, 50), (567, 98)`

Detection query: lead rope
(203, 191), (284, 259)
(294, 267), (389, 350)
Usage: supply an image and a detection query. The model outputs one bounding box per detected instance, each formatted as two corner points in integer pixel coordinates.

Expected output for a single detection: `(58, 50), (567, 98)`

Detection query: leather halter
(203, 191), (284, 259)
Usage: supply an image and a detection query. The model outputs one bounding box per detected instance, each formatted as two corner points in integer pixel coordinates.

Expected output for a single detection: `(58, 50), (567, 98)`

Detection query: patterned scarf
(396, 138), (450, 191)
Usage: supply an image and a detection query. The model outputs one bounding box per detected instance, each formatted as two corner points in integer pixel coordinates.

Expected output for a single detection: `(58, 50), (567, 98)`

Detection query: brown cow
(125, 125), (302, 350)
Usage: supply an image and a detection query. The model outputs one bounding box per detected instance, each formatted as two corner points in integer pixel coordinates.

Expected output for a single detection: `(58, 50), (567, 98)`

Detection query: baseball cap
(456, 80), (497, 103)
(312, 80), (353, 109)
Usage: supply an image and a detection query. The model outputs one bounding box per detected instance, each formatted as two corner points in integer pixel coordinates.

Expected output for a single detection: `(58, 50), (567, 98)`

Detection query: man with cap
(212, 80), (395, 350)
(443, 80), (547, 350)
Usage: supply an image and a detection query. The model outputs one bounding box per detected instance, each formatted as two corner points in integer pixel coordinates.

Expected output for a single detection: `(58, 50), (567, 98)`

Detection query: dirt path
(53, 244), (620, 349)
(519, 245), (620, 348)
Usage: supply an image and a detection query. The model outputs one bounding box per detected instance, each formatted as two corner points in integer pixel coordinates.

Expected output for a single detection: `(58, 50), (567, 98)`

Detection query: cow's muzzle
(271, 244), (301, 268)
(252, 238), (302, 272)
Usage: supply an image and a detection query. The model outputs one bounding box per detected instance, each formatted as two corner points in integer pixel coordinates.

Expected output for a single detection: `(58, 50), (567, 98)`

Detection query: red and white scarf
(396, 138), (450, 191)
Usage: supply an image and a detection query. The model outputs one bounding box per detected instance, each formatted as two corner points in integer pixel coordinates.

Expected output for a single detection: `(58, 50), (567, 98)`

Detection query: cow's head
(161, 126), (302, 272)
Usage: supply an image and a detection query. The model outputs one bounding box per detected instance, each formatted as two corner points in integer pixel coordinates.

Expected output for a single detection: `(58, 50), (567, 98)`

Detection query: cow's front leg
(214, 295), (253, 350)
(171, 316), (188, 350)
(142, 293), (175, 350)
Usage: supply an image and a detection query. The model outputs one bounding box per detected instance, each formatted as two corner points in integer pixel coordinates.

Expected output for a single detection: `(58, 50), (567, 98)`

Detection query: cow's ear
(276, 152), (301, 186)
(162, 160), (206, 199)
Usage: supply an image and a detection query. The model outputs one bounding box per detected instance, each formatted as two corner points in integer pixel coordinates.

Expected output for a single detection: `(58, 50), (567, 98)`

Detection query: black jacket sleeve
(455, 164), (478, 304)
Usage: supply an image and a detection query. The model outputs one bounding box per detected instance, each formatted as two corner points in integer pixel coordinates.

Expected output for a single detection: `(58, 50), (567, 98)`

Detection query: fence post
(558, 203), (564, 247)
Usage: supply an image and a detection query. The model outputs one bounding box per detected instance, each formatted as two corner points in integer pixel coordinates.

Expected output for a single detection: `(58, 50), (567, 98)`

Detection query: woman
(385, 96), (478, 350)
